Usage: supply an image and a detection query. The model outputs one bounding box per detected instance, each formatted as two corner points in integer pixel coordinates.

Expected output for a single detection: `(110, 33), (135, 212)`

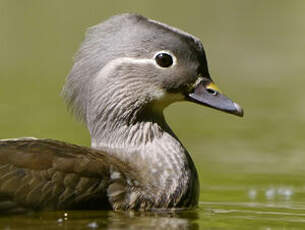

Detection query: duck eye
(155, 52), (173, 68)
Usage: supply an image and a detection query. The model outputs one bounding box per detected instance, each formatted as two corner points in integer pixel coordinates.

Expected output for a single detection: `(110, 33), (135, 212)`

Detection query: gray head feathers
(62, 13), (208, 125)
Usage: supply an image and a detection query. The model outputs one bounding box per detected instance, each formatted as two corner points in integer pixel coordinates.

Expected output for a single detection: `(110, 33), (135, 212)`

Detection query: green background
(1, 0), (305, 229)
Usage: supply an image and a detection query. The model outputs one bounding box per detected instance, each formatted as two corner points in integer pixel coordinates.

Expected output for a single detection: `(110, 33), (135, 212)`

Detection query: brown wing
(0, 138), (119, 213)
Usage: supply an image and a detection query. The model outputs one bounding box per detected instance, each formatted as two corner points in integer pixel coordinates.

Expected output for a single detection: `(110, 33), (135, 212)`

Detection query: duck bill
(186, 78), (243, 117)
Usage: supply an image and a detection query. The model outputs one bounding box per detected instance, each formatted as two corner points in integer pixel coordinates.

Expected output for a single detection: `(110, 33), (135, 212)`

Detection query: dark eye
(155, 52), (173, 68)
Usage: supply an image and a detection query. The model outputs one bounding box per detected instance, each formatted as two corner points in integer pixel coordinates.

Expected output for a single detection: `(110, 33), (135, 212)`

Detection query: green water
(1, 0), (305, 229)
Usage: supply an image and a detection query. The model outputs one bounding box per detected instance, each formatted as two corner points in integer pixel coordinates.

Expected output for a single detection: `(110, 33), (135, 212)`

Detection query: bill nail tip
(233, 102), (244, 117)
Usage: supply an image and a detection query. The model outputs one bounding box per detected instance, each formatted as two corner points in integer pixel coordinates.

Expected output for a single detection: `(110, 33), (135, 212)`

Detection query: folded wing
(0, 138), (116, 213)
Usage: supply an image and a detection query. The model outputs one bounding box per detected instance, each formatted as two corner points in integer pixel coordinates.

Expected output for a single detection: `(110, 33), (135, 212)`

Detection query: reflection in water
(277, 188), (294, 200)
(248, 189), (257, 200)
(247, 187), (294, 201)
(0, 209), (199, 230)
(100, 210), (199, 230)
(265, 188), (276, 200)
(87, 221), (99, 229)
(1, 198), (305, 229)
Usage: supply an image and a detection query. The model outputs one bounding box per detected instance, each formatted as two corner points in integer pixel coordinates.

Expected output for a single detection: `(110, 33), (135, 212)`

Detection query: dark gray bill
(186, 78), (243, 117)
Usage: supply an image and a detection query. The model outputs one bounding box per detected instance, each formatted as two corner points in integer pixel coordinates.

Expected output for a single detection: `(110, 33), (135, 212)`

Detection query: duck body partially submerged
(0, 14), (242, 213)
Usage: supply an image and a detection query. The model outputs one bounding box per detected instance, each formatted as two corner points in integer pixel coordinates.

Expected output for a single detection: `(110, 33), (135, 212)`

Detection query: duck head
(63, 14), (243, 139)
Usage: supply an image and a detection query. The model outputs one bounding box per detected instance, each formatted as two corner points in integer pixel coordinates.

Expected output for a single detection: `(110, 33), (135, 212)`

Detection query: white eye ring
(153, 50), (177, 68)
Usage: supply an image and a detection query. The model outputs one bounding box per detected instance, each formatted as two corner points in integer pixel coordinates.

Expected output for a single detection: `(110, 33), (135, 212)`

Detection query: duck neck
(88, 102), (199, 207)
(90, 102), (170, 147)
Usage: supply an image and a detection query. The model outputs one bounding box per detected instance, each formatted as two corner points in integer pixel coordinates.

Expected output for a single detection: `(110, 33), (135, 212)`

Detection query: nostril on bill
(206, 88), (218, 96)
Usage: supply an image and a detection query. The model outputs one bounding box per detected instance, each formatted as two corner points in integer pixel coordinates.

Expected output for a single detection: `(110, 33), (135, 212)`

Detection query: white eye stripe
(95, 57), (155, 81)
(95, 53), (176, 81)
